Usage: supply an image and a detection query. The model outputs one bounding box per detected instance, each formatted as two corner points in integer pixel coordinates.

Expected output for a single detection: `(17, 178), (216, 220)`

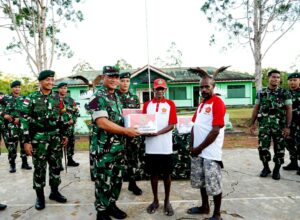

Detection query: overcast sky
(1, 0), (300, 79)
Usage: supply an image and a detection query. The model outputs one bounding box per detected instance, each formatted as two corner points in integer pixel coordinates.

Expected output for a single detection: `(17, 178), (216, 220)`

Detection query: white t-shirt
(143, 97), (177, 154)
(192, 95), (226, 161)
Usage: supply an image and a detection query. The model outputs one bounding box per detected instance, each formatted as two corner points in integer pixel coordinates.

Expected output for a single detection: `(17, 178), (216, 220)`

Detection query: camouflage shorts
(190, 157), (222, 196)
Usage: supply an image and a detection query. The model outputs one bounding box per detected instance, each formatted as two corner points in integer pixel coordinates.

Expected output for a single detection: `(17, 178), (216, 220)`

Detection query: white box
(176, 116), (193, 134)
(124, 114), (157, 134)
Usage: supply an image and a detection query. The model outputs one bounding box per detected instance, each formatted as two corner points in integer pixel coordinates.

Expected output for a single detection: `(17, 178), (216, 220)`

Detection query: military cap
(120, 72), (131, 79)
(102, 66), (120, 76)
(57, 82), (68, 88)
(10, 80), (21, 88)
(38, 70), (55, 81)
(287, 72), (300, 80)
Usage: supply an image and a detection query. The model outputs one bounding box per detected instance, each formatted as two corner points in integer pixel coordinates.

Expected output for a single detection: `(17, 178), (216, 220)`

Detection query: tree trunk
(253, 0), (262, 92)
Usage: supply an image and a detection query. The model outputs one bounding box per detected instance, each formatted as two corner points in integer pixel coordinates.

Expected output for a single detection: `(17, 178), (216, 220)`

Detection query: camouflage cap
(57, 82), (68, 88)
(119, 72), (131, 79)
(102, 66), (120, 76)
(38, 70), (55, 81)
(288, 72), (300, 80)
(10, 80), (21, 88)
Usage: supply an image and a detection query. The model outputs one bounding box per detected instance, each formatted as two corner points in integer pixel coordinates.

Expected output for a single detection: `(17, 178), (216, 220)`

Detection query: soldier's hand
(282, 128), (290, 138)
(68, 119), (74, 125)
(13, 118), (20, 125)
(24, 143), (33, 156)
(4, 114), (13, 122)
(250, 124), (256, 135)
(124, 127), (140, 137)
(62, 136), (68, 147)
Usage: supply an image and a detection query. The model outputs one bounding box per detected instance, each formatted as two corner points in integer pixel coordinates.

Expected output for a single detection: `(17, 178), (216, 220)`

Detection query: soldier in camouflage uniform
(56, 82), (80, 167)
(116, 72), (143, 196)
(87, 66), (139, 220)
(20, 70), (69, 210)
(250, 69), (292, 180)
(0, 80), (32, 173)
(283, 72), (300, 175)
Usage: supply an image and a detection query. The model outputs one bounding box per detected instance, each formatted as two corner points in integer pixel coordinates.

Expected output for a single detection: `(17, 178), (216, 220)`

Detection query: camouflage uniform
(20, 91), (68, 190)
(0, 93), (29, 168)
(256, 87), (292, 165)
(88, 85), (125, 211)
(116, 89), (142, 182)
(285, 88), (300, 161)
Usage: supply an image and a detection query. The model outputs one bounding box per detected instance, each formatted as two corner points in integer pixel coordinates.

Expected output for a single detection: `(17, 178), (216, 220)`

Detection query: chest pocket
(34, 98), (47, 115)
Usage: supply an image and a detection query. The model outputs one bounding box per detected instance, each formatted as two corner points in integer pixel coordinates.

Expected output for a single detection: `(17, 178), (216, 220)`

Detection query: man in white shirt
(142, 78), (177, 217)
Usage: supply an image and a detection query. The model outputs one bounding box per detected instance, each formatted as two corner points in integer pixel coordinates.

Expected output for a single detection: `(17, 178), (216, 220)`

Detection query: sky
(1, 0), (300, 79)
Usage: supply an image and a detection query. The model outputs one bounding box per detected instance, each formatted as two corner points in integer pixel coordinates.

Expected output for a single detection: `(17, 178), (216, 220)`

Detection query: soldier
(20, 70), (69, 210)
(56, 82), (80, 167)
(283, 72), (300, 174)
(116, 72), (143, 196)
(250, 69), (292, 180)
(0, 80), (32, 173)
(87, 66), (140, 220)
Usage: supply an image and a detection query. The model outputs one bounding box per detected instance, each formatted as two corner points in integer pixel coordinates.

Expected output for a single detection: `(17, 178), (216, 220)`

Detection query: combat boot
(272, 164), (281, 180)
(0, 203), (7, 211)
(35, 188), (45, 210)
(297, 167), (300, 175)
(260, 162), (271, 177)
(106, 202), (127, 219)
(21, 157), (32, 170)
(49, 187), (67, 203)
(128, 180), (142, 195)
(282, 159), (298, 170)
(9, 161), (16, 173)
(67, 157), (80, 167)
(97, 211), (112, 220)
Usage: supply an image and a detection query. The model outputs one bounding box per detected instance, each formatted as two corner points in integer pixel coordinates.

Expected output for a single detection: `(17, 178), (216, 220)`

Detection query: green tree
(71, 60), (94, 74)
(262, 68), (289, 89)
(115, 59), (133, 70)
(201, 0), (300, 91)
(0, 0), (84, 76)
(154, 42), (183, 68)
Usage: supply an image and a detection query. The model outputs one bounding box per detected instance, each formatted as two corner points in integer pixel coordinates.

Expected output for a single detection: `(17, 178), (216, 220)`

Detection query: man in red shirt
(142, 78), (177, 216)
(187, 76), (226, 220)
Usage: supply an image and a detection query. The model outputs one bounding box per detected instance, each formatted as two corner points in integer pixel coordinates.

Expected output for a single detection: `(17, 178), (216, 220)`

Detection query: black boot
(97, 211), (112, 220)
(35, 188), (45, 210)
(0, 203), (7, 211)
(272, 164), (281, 180)
(282, 159), (298, 170)
(67, 157), (79, 167)
(9, 161), (16, 173)
(128, 180), (142, 195)
(106, 202), (127, 219)
(297, 167), (300, 175)
(21, 157), (32, 170)
(260, 162), (271, 177)
(49, 187), (67, 203)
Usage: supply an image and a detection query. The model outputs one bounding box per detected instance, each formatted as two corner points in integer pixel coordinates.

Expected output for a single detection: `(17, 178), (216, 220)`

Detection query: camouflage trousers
(3, 125), (26, 163)
(258, 126), (285, 165)
(124, 137), (141, 181)
(285, 126), (300, 160)
(67, 133), (75, 158)
(31, 131), (62, 190)
(94, 150), (125, 211)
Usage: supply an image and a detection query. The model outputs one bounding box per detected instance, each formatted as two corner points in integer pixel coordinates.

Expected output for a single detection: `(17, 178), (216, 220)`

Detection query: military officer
(87, 66), (140, 220)
(20, 70), (69, 210)
(56, 82), (80, 167)
(250, 69), (292, 180)
(116, 72), (143, 196)
(283, 72), (300, 175)
(0, 80), (32, 172)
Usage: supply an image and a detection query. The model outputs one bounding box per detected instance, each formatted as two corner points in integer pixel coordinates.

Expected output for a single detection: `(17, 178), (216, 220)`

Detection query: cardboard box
(122, 108), (143, 117)
(124, 114), (157, 134)
(176, 116), (193, 134)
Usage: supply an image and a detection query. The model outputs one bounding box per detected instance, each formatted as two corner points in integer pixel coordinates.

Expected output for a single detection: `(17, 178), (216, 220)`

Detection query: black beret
(102, 66), (120, 76)
(57, 82), (68, 88)
(10, 80), (21, 88)
(38, 70), (55, 81)
(119, 72), (131, 79)
(288, 72), (300, 80)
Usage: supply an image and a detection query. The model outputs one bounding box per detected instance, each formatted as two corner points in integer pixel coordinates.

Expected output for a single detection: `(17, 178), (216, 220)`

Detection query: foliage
(115, 59), (133, 70)
(0, 72), (37, 96)
(71, 60), (94, 74)
(154, 42), (183, 68)
(201, 0), (300, 90)
(0, 0), (84, 76)
(262, 68), (289, 89)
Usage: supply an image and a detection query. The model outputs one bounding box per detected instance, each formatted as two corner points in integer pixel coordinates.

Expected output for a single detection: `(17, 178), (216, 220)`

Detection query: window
(169, 87), (187, 100)
(227, 85), (245, 98)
